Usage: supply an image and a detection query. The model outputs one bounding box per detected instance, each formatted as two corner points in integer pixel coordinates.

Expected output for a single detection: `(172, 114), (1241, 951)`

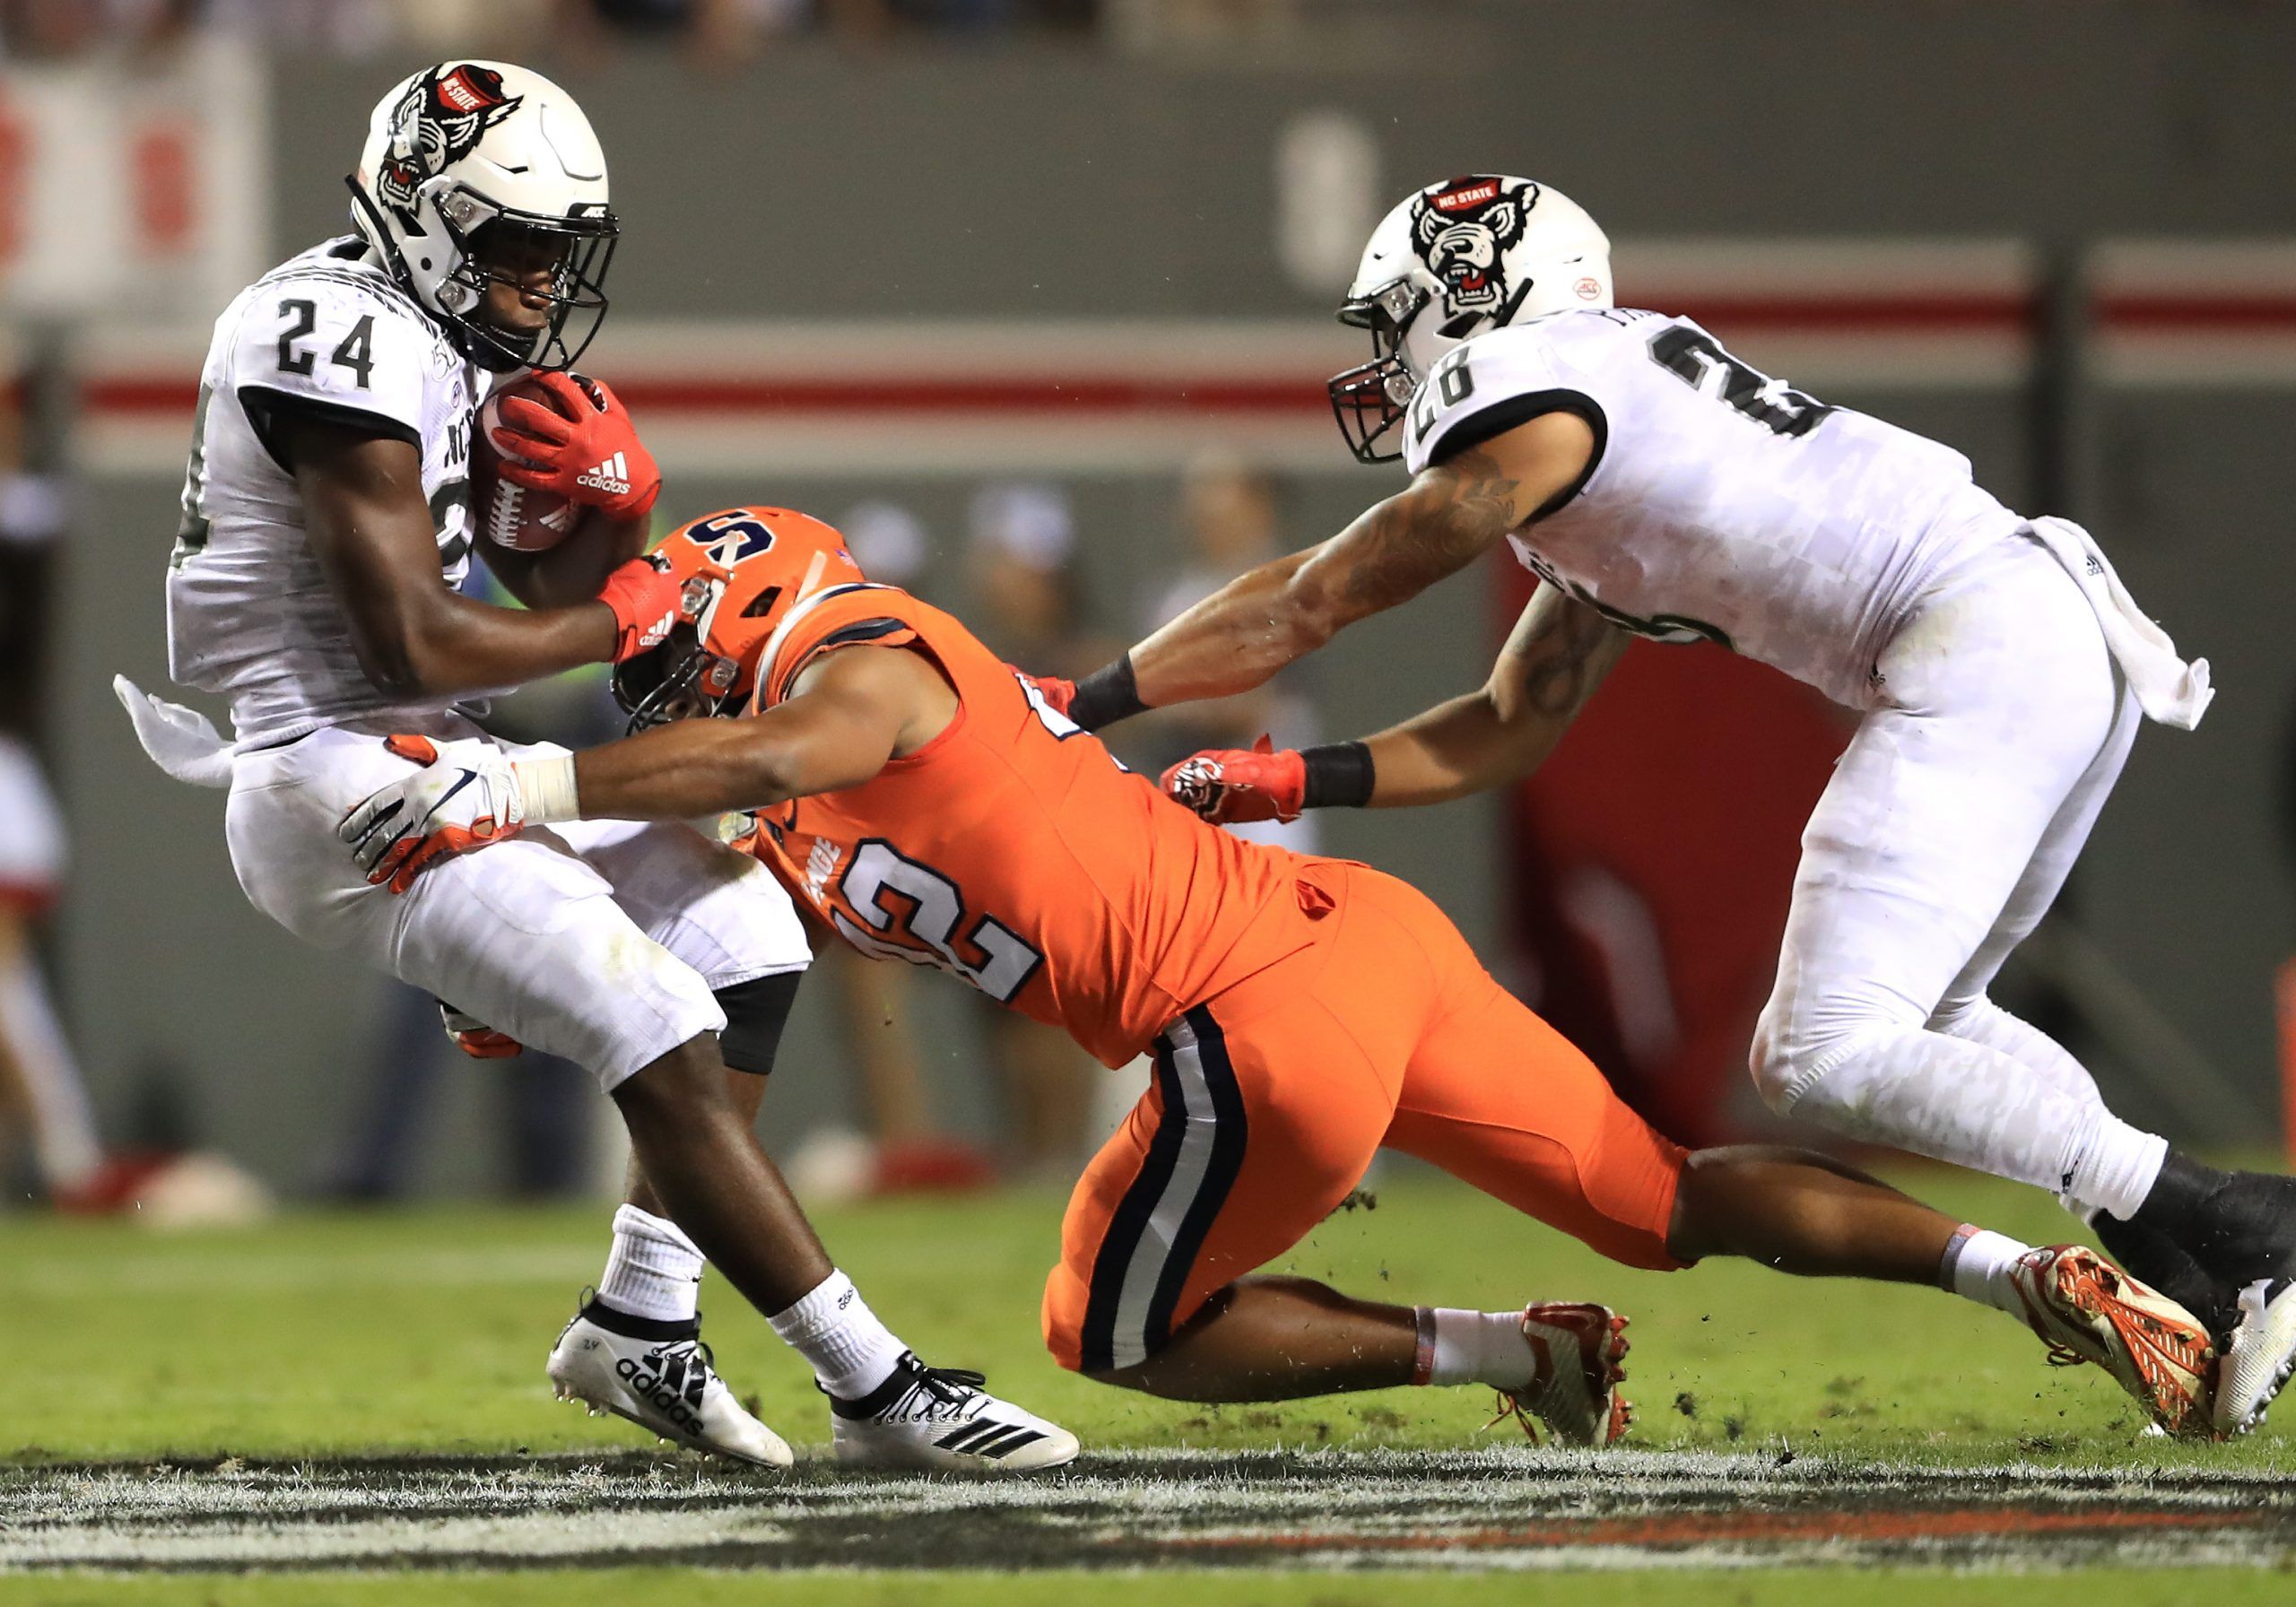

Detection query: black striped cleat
(829, 1352), (1080, 1472)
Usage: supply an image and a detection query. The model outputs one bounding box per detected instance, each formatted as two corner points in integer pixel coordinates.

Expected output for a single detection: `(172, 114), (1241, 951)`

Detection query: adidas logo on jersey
(578, 451), (631, 497)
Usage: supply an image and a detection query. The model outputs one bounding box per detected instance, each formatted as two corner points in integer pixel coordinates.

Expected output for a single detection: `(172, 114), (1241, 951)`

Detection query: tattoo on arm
(1335, 448), (1526, 613)
(1513, 595), (1622, 719)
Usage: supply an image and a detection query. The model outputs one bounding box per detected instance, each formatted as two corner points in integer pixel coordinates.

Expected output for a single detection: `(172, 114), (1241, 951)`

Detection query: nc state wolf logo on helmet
(376, 64), (523, 225)
(1413, 175), (1537, 322)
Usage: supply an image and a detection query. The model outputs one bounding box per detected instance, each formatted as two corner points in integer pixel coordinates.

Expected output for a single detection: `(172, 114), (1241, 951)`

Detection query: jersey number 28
(1647, 326), (1833, 439)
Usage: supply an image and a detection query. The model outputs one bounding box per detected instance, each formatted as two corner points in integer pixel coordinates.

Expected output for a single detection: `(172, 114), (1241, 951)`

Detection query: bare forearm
(1129, 446), (1547, 712)
(1356, 591), (1625, 809)
(1128, 552), (1328, 707)
(293, 423), (625, 699)
(570, 720), (798, 820)
(1359, 691), (1570, 808)
(379, 591), (616, 699)
(563, 668), (907, 820)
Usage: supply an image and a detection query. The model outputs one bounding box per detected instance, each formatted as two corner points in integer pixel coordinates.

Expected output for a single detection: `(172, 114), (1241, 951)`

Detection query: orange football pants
(1044, 859), (1687, 1374)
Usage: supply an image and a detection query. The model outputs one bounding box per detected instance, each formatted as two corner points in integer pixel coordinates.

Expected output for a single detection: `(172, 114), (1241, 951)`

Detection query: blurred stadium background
(4, 0), (2295, 1212)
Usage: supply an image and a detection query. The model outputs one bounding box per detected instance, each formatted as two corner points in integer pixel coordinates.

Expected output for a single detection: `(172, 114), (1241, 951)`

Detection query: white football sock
(1939, 1224), (2032, 1318)
(2068, 1117), (2169, 1222)
(597, 1203), (705, 1325)
(1933, 998), (2166, 1220)
(1413, 1307), (1535, 1391)
(768, 1269), (905, 1400)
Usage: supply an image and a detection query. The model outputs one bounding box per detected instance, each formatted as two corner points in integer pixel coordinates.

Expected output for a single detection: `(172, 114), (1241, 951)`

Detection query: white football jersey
(166, 238), (492, 748)
(1403, 308), (2019, 708)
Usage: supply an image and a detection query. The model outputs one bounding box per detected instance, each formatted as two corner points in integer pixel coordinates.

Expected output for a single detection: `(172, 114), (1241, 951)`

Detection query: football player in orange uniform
(339, 508), (2221, 1442)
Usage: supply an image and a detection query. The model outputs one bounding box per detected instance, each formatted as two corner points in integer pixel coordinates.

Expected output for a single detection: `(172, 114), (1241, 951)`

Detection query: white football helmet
(348, 61), (617, 372)
(1329, 174), (1612, 462)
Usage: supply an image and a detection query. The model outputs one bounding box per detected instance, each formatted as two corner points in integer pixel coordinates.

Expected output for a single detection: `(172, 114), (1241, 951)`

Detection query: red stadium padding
(1492, 555), (1850, 1147)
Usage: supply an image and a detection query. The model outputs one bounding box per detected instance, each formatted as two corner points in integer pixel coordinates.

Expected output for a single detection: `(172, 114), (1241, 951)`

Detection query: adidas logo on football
(578, 451), (631, 497)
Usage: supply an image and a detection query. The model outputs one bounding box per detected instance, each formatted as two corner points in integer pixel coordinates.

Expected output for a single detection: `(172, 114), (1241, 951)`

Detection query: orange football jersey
(740, 583), (1316, 1066)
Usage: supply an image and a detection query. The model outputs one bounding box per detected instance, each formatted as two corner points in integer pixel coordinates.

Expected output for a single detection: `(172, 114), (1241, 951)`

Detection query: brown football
(474, 377), (580, 552)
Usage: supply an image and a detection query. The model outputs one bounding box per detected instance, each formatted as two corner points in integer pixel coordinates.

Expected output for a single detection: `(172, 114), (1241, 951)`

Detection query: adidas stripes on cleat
(829, 1351), (1079, 1472)
(546, 1294), (793, 1469)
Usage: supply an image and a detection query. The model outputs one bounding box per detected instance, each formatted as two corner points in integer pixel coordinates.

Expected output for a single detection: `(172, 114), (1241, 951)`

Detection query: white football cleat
(547, 1298), (793, 1469)
(2011, 1246), (2215, 1438)
(1492, 1302), (1631, 1447)
(830, 1352), (1079, 1472)
(2216, 1276), (2296, 1438)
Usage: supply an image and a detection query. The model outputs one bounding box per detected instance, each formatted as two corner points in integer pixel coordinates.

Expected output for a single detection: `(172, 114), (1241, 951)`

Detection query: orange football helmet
(613, 506), (865, 730)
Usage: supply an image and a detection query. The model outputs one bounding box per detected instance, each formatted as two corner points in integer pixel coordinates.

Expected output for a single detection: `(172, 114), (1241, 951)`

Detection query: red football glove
(1160, 735), (1307, 825)
(596, 554), (688, 663)
(438, 1002), (522, 1059)
(1024, 673), (1078, 717)
(491, 371), (663, 519)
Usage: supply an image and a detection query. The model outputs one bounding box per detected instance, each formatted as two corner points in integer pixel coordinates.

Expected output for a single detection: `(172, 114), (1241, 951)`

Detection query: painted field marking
(4, 1449), (2290, 1575)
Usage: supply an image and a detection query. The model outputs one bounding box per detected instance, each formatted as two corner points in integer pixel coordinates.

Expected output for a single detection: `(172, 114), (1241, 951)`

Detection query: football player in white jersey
(1040, 174), (2294, 1437)
(121, 61), (1074, 1472)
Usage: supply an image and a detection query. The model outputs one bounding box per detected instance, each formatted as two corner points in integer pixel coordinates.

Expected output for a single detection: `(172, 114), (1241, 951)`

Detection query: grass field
(6, 1164), (2293, 1600)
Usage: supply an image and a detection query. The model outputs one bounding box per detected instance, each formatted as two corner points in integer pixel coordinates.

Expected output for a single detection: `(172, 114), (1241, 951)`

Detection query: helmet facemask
(350, 175), (616, 373)
(613, 621), (744, 733)
(1328, 278), (1431, 465)
(435, 192), (617, 372)
(612, 507), (869, 734)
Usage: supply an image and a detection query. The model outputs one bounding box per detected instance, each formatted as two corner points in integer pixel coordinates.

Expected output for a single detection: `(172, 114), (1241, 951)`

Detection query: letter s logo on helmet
(1327, 173), (1612, 464)
(611, 508), (868, 734)
(348, 61), (619, 374)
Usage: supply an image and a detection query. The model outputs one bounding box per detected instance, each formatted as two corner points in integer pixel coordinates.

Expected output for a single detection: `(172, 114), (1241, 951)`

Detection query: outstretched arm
(1060, 411), (1596, 728)
(567, 644), (950, 818)
(1353, 585), (1627, 808)
(341, 645), (957, 890)
(1161, 586), (1626, 824)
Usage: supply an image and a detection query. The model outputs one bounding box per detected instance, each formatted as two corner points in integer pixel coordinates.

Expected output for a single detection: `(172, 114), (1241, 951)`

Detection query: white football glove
(339, 734), (531, 893)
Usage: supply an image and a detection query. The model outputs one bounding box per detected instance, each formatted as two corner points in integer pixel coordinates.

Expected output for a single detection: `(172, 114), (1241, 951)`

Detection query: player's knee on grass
(1040, 1262), (1218, 1385)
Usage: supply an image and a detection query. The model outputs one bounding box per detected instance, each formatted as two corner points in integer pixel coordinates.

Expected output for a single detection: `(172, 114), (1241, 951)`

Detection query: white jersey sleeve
(1398, 310), (2020, 708)
(227, 265), (435, 459)
(1401, 326), (1603, 485)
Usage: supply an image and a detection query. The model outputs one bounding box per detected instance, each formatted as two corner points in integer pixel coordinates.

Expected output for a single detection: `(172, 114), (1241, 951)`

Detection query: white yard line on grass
(3, 1450), (2290, 1575)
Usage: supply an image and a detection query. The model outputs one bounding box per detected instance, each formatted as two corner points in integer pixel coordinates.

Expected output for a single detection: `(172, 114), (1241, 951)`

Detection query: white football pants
(1751, 530), (2164, 1218)
(226, 711), (809, 1091)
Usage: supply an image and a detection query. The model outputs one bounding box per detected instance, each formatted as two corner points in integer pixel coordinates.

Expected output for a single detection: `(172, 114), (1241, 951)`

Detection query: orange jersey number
(830, 839), (1045, 1003)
